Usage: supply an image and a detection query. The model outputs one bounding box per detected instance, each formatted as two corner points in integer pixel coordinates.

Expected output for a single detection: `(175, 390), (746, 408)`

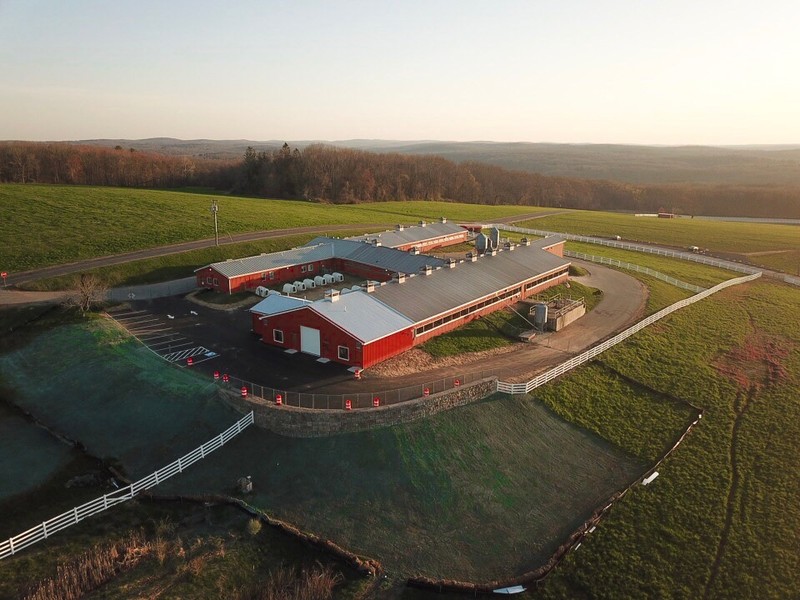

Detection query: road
(3, 212), (553, 289)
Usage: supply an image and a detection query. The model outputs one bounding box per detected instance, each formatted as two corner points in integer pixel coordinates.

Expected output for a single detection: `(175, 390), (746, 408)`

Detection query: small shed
(294, 280), (306, 291)
(303, 278), (316, 289)
(282, 283), (297, 294)
(255, 286), (269, 297)
(314, 275), (325, 286)
(322, 273), (335, 285)
(332, 272), (344, 282)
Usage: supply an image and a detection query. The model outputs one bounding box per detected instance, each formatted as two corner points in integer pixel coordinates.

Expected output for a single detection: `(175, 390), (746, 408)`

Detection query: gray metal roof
(304, 237), (447, 274)
(346, 220), (466, 248)
(201, 235), (449, 280)
(369, 240), (570, 323)
(199, 243), (335, 278)
(250, 294), (311, 316)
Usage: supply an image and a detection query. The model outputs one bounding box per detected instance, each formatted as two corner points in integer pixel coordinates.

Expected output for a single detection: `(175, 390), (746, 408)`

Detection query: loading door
(300, 326), (321, 356)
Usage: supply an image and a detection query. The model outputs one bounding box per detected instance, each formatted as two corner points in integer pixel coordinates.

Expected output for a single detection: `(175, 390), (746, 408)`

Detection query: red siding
(542, 240), (565, 258)
(255, 306), (414, 368)
(394, 230), (469, 252)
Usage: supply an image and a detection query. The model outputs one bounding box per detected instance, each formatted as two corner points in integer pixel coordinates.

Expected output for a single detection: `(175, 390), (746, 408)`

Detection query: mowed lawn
(519, 210), (800, 273)
(0, 184), (543, 272)
(536, 279), (800, 599)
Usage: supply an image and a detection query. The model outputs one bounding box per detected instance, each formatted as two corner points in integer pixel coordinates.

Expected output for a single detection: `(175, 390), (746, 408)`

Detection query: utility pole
(210, 200), (219, 246)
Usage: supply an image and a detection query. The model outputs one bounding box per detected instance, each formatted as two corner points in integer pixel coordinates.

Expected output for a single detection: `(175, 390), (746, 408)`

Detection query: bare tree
(65, 274), (108, 314)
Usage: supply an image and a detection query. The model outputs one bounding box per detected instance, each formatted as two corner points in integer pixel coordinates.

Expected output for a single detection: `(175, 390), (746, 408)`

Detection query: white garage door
(300, 326), (321, 356)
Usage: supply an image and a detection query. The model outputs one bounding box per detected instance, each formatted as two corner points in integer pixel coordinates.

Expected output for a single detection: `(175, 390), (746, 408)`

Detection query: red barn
(251, 237), (570, 369)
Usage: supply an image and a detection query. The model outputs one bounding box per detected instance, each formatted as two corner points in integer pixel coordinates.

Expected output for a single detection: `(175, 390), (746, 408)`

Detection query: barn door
(300, 326), (321, 357)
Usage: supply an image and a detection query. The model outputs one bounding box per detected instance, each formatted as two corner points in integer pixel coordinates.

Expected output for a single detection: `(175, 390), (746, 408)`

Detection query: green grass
(536, 279), (800, 599)
(567, 240), (740, 288)
(419, 280), (603, 358)
(519, 209), (800, 270)
(0, 184), (544, 273)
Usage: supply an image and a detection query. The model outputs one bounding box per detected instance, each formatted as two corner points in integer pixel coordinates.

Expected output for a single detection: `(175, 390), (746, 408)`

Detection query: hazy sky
(1, 0), (798, 144)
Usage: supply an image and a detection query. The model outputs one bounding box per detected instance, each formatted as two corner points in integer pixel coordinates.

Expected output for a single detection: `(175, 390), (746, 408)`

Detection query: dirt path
(0, 289), (69, 306)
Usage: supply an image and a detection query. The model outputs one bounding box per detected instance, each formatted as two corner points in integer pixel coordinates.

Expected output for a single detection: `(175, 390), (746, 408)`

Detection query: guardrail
(564, 250), (705, 292)
(0, 411), (254, 561)
(496, 272), (762, 395)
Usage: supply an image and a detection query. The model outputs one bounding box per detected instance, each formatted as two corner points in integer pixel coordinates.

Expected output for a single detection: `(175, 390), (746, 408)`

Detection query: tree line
(2, 141), (798, 218)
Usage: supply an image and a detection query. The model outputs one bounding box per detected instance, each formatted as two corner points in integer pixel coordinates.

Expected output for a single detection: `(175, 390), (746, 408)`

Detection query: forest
(2, 141), (799, 218)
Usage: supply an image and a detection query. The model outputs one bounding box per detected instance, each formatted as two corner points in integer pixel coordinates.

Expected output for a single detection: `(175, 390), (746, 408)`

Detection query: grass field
(534, 279), (800, 599)
(518, 210), (800, 273)
(0, 499), (367, 599)
(567, 240), (740, 288)
(0, 309), (647, 583)
(0, 184), (544, 273)
(419, 280), (601, 358)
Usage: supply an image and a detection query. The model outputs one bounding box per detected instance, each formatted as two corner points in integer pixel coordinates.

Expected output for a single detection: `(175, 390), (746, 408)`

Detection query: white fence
(564, 250), (705, 293)
(497, 223), (800, 287)
(0, 411), (254, 561)
(496, 273), (762, 395)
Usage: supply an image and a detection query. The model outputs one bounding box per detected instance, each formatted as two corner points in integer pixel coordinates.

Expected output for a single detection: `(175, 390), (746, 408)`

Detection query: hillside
(77, 138), (800, 186)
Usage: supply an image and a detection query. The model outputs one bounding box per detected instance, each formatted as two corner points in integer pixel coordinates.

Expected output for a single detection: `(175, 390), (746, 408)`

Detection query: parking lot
(106, 297), (355, 393)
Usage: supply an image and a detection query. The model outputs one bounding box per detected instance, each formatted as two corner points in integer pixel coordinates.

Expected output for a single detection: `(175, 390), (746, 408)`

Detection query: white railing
(0, 411), (254, 561)
(494, 224), (763, 275)
(496, 273), (762, 395)
(564, 250), (705, 293)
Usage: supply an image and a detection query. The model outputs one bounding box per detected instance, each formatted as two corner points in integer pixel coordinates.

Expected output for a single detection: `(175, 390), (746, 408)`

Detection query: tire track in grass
(703, 384), (756, 599)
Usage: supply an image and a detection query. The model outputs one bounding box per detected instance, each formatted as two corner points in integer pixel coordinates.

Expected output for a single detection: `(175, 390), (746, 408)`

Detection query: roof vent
(396, 224), (404, 231)
(396, 273), (407, 284)
(366, 281), (376, 293)
(466, 252), (478, 262)
(371, 238), (382, 246)
(326, 289), (341, 303)
(448, 258), (456, 268)
(521, 237), (531, 246)
(409, 246), (420, 255)
(489, 249), (498, 256)
(420, 265), (433, 276)
(419, 220), (427, 227)
(440, 216), (447, 223)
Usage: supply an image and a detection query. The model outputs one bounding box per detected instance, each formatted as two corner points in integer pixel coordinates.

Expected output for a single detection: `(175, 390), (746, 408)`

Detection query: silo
(533, 303), (549, 329)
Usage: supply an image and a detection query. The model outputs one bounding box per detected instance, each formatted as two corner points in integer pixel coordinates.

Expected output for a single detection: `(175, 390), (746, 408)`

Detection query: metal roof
(201, 236), (449, 280)
(250, 294), (311, 316)
(346, 220), (466, 248)
(304, 237), (448, 274)
(199, 243), (335, 279)
(369, 240), (570, 323)
(308, 292), (414, 343)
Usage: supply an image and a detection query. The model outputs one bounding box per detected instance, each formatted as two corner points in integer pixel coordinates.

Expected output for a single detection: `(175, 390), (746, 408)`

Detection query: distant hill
(75, 138), (800, 186)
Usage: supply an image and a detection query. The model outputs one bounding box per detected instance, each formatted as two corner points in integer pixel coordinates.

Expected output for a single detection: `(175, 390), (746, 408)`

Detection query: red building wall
(393, 230), (468, 252)
(254, 307), (414, 369)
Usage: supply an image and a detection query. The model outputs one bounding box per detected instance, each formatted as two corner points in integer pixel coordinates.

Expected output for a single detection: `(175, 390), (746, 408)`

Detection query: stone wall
(221, 378), (497, 437)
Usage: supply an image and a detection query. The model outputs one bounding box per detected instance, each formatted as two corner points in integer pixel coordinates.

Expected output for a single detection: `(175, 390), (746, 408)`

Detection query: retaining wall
(221, 378), (497, 437)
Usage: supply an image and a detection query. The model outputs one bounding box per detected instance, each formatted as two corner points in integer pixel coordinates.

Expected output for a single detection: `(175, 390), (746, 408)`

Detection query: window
(206, 276), (212, 285)
(273, 329), (284, 343)
(213, 278), (219, 286)
(261, 272), (267, 280)
(308, 264), (314, 272)
(269, 271), (275, 280)
(301, 265), (307, 273)
(337, 345), (350, 361)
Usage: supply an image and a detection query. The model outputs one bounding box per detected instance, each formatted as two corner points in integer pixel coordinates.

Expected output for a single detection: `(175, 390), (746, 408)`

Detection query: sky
(1, 0), (798, 145)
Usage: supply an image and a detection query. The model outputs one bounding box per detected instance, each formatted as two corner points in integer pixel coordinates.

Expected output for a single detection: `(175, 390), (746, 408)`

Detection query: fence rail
(227, 371), (495, 409)
(564, 250), (705, 292)
(0, 411), (254, 561)
(496, 272), (762, 395)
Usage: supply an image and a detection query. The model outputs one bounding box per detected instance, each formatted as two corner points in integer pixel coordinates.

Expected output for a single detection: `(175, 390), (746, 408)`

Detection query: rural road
(0, 212), (555, 306)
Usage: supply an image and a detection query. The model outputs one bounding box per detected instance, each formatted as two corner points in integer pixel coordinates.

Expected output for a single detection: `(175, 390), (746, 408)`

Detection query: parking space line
(115, 314), (158, 322)
(149, 338), (188, 347)
(139, 333), (175, 342)
(155, 342), (193, 353)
